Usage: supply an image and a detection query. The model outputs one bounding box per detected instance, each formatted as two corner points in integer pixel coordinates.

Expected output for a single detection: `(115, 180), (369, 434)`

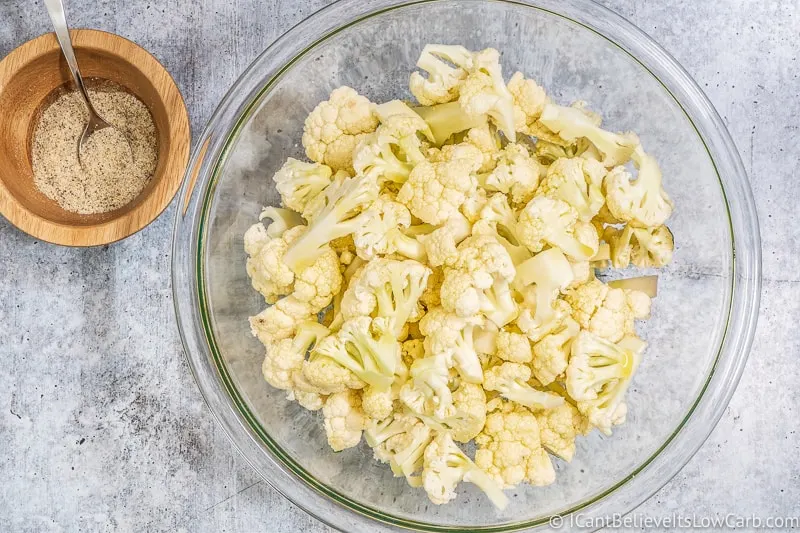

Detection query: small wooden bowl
(0, 30), (190, 246)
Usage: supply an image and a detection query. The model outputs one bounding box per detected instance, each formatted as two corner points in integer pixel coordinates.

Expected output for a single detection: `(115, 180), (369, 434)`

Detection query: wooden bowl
(0, 29), (190, 246)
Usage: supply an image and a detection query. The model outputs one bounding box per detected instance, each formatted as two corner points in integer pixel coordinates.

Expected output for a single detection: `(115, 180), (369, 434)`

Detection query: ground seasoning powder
(31, 83), (158, 214)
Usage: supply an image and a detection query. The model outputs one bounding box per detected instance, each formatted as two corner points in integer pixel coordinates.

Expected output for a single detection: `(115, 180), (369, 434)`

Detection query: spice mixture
(31, 82), (158, 215)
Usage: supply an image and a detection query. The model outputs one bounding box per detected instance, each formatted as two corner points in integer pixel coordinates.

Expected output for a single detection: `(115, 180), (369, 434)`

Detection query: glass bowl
(172, 0), (761, 530)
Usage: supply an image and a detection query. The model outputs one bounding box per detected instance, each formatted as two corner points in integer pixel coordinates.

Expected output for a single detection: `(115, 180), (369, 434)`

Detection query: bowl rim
(172, 0), (762, 531)
(0, 29), (191, 247)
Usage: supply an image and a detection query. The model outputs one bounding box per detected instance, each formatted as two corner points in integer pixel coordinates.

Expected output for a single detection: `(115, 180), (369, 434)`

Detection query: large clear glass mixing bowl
(172, 1), (761, 530)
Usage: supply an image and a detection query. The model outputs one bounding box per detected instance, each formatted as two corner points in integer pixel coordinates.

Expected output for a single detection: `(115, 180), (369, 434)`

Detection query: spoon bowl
(44, 0), (133, 166)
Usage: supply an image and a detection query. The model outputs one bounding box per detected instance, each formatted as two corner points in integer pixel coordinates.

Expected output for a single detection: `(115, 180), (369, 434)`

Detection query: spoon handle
(43, 0), (99, 116)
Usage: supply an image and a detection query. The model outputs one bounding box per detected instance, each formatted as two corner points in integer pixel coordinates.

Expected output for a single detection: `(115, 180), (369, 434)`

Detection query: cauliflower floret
(397, 143), (482, 225)
(401, 354), (453, 418)
(564, 279), (634, 342)
(353, 195), (427, 261)
(604, 224), (674, 269)
(244, 209), (308, 303)
(471, 218), (533, 268)
(361, 385), (396, 421)
(483, 362), (564, 411)
(537, 157), (605, 221)
(517, 298), (573, 344)
(298, 350), (365, 395)
(538, 103), (639, 167)
(495, 330), (533, 364)
(567, 333), (646, 435)
(564, 278), (607, 328)
(589, 287), (635, 342)
(465, 124), (502, 173)
(405, 379), (487, 444)
(245, 226), (297, 304)
(513, 248), (574, 339)
(508, 71), (549, 136)
(566, 331), (641, 401)
(262, 321), (329, 391)
(291, 242), (343, 314)
(272, 158), (334, 214)
(418, 308), (484, 384)
(284, 174), (378, 271)
(353, 102), (433, 185)
(604, 149), (673, 228)
(447, 382), (488, 442)
(412, 45), (516, 142)
(417, 212), (472, 267)
(454, 48), (516, 142)
(422, 433), (508, 509)
(249, 296), (315, 347)
(531, 317), (579, 385)
(302, 86), (379, 172)
(460, 186), (489, 223)
(475, 400), (555, 489)
(477, 193), (529, 250)
(536, 402), (589, 462)
(483, 143), (541, 207)
(409, 44), (468, 106)
(322, 389), (368, 451)
(517, 196), (598, 260)
(375, 100), (434, 143)
(366, 413), (434, 486)
(630, 225), (675, 267)
(243, 217), (272, 257)
(440, 234), (518, 327)
(248, 219), (342, 313)
(603, 225), (634, 268)
(311, 316), (400, 391)
(289, 389), (327, 411)
(340, 258), (430, 337)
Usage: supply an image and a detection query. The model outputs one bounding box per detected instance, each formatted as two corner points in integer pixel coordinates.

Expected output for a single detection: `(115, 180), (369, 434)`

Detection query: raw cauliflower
(564, 279), (635, 342)
(475, 400), (555, 489)
(302, 86), (379, 172)
(397, 143), (482, 225)
(440, 234), (518, 327)
(243, 43), (676, 511)
(322, 389), (368, 451)
(536, 402), (590, 462)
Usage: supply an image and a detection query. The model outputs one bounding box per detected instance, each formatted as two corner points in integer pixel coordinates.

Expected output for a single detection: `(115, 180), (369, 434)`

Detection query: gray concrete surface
(0, 1), (796, 532)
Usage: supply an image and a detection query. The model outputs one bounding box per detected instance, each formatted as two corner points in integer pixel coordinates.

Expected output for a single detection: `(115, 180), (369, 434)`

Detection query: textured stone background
(0, 1), (796, 532)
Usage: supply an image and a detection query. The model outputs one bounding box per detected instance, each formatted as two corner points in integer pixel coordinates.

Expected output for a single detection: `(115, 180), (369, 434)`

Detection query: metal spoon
(44, 0), (132, 165)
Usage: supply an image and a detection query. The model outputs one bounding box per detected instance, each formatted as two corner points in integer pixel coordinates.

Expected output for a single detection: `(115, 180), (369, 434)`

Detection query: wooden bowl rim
(0, 29), (191, 246)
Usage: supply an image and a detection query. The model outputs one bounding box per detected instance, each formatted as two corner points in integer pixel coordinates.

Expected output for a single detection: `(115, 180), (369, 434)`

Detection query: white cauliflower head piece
(475, 400), (556, 489)
(272, 158), (334, 214)
(397, 143), (482, 225)
(604, 149), (673, 228)
(517, 196), (599, 260)
(538, 103), (639, 168)
(322, 389), (367, 451)
(262, 321), (329, 391)
(422, 432), (508, 509)
(302, 86), (379, 172)
(440, 233), (518, 327)
(483, 143), (541, 207)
